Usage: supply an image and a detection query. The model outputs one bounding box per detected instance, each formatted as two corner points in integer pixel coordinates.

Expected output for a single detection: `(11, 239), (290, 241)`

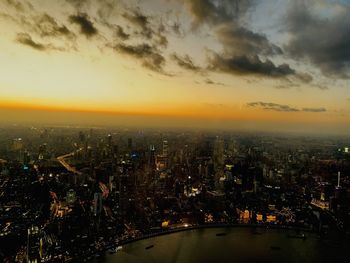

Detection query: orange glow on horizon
(0, 98), (347, 125)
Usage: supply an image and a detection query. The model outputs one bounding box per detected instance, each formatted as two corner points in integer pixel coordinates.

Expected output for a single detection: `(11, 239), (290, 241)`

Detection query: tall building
(162, 140), (168, 157)
(148, 145), (156, 183)
(213, 137), (224, 190)
(26, 226), (41, 263)
(93, 192), (103, 216)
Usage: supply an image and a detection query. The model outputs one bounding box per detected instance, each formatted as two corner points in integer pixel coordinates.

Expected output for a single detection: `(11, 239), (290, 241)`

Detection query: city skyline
(1, 0), (350, 134)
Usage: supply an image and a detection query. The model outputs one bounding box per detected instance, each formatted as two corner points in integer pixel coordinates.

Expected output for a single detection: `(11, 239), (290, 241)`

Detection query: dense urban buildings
(0, 125), (349, 262)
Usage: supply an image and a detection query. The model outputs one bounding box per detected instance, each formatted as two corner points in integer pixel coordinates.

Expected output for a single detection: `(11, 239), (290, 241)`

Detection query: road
(57, 149), (82, 175)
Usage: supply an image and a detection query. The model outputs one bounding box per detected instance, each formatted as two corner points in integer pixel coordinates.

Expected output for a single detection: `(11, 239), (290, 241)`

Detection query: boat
(270, 246), (281, 250)
(115, 246), (123, 252)
(145, 245), (154, 250)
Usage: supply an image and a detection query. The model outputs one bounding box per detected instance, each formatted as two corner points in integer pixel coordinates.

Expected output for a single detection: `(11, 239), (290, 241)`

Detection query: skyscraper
(213, 137), (224, 190)
(93, 192), (103, 217)
(26, 226), (41, 263)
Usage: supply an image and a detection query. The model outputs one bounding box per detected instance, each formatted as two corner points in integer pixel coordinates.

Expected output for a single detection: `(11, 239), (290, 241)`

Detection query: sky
(0, 0), (350, 134)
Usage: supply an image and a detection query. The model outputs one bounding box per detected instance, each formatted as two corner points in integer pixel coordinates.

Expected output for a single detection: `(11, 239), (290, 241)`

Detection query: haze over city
(1, 0), (350, 134)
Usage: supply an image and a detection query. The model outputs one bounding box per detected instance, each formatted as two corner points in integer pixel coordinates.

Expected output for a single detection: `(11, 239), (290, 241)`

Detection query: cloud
(123, 10), (153, 39)
(34, 14), (75, 39)
(155, 34), (168, 48)
(247, 102), (299, 112)
(4, 0), (33, 12)
(302, 107), (326, 112)
(115, 25), (129, 40)
(215, 23), (282, 56)
(205, 79), (225, 86)
(171, 53), (201, 71)
(295, 72), (313, 83)
(16, 33), (46, 51)
(113, 43), (166, 73)
(284, 0), (350, 78)
(0, 12), (18, 24)
(15, 33), (63, 51)
(208, 53), (295, 78)
(247, 101), (327, 113)
(171, 21), (182, 36)
(174, 1), (301, 81)
(69, 13), (98, 37)
(180, 0), (254, 26)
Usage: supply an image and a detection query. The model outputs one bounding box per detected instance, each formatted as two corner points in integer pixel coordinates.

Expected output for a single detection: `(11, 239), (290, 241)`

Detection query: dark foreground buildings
(0, 126), (350, 262)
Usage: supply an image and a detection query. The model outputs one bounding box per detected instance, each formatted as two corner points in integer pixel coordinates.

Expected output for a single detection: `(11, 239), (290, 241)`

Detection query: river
(91, 227), (349, 263)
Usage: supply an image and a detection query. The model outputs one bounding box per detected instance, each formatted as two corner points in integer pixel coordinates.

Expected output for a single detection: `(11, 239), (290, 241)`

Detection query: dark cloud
(123, 10), (153, 38)
(155, 34), (168, 48)
(115, 25), (129, 40)
(113, 43), (166, 73)
(176, 1), (297, 81)
(181, 0), (254, 26)
(248, 101), (327, 113)
(69, 13), (98, 37)
(34, 14), (75, 39)
(216, 23), (282, 56)
(208, 53), (295, 78)
(302, 107), (326, 113)
(15, 33), (63, 51)
(285, 0), (350, 77)
(171, 53), (201, 71)
(16, 33), (46, 51)
(247, 102), (299, 112)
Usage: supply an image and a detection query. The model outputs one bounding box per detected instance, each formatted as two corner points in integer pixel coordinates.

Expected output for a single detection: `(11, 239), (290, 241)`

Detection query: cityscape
(0, 126), (350, 261)
(1, 0), (350, 262)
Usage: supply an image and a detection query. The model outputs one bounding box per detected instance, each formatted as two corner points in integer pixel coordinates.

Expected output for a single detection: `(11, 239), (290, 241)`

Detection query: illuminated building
(26, 226), (41, 263)
(148, 145), (156, 183)
(12, 138), (23, 151)
(256, 214), (263, 222)
(311, 198), (330, 210)
(66, 189), (76, 206)
(213, 137), (224, 190)
(266, 215), (277, 223)
(239, 209), (251, 223)
(161, 221), (169, 228)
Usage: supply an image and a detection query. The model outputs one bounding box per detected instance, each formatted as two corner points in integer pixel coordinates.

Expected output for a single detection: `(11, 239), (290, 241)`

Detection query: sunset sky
(0, 0), (350, 134)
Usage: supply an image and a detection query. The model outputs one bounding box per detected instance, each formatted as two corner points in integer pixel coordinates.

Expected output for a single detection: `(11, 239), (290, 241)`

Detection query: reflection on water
(92, 227), (349, 263)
